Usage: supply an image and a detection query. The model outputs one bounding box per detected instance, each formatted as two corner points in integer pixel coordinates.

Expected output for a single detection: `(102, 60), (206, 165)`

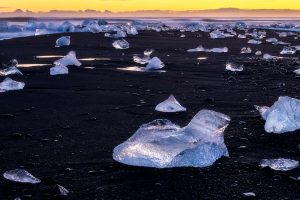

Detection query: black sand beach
(0, 30), (299, 199)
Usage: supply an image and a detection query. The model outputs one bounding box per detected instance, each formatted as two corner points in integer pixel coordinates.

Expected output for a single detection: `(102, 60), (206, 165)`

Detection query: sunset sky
(1, 0), (300, 12)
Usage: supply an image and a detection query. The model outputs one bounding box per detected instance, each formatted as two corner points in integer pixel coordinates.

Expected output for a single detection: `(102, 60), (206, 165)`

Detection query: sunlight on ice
(55, 36), (71, 47)
(0, 59), (23, 76)
(255, 96), (300, 133)
(113, 109), (231, 168)
(3, 169), (40, 184)
(155, 95), (187, 113)
(260, 158), (299, 171)
(0, 77), (25, 92)
(112, 39), (129, 49)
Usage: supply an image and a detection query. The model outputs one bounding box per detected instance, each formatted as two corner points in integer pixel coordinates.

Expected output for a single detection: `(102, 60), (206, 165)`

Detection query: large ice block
(113, 109), (231, 168)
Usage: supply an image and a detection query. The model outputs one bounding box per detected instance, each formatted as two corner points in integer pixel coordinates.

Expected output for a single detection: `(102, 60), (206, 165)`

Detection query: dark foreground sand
(0, 30), (299, 199)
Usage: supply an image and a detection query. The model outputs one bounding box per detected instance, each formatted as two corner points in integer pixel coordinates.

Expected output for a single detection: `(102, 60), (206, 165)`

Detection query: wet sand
(0, 30), (299, 199)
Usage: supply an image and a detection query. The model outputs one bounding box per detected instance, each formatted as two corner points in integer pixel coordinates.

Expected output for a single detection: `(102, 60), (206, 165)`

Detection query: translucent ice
(187, 45), (228, 53)
(280, 47), (296, 55)
(263, 54), (277, 60)
(225, 62), (243, 72)
(55, 36), (70, 47)
(56, 184), (69, 196)
(260, 158), (299, 171)
(293, 68), (300, 75)
(240, 47), (252, 54)
(255, 51), (263, 56)
(133, 49), (154, 64)
(248, 39), (262, 44)
(113, 109), (231, 168)
(266, 38), (279, 43)
(255, 96), (300, 133)
(0, 77), (25, 92)
(50, 64), (68, 76)
(106, 31), (127, 39)
(145, 57), (165, 70)
(3, 169), (41, 184)
(0, 59), (23, 76)
(54, 51), (82, 67)
(155, 95), (187, 113)
(112, 39), (129, 49)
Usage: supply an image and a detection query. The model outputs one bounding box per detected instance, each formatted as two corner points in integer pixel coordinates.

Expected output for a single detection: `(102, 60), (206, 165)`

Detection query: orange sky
(1, 0), (300, 12)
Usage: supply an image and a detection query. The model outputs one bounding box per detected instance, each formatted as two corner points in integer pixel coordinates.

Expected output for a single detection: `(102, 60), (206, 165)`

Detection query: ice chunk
(133, 49), (154, 65)
(293, 68), (300, 75)
(54, 51), (82, 67)
(260, 158), (299, 171)
(240, 47), (252, 54)
(55, 36), (70, 47)
(0, 77), (25, 92)
(263, 54), (277, 60)
(187, 45), (205, 52)
(280, 47), (296, 55)
(145, 57), (165, 70)
(113, 109), (231, 168)
(255, 51), (262, 56)
(243, 192), (256, 198)
(225, 62), (243, 72)
(106, 31), (127, 39)
(56, 184), (69, 196)
(126, 26), (138, 35)
(0, 59), (23, 76)
(248, 39), (262, 44)
(117, 66), (166, 73)
(187, 45), (228, 53)
(256, 96), (300, 133)
(112, 39), (129, 49)
(155, 95), (186, 113)
(3, 169), (41, 184)
(50, 64), (68, 75)
(266, 38), (278, 43)
(238, 34), (246, 39)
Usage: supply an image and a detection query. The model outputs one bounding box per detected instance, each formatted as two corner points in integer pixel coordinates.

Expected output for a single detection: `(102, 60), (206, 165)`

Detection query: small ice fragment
(255, 51), (262, 56)
(113, 109), (231, 168)
(145, 57), (165, 70)
(56, 184), (69, 196)
(0, 59), (23, 76)
(133, 49), (154, 65)
(0, 77), (25, 92)
(180, 34), (186, 38)
(50, 64), (68, 75)
(266, 38), (278, 43)
(54, 51), (81, 67)
(280, 47), (296, 55)
(155, 95), (186, 113)
(238, 34), (246, 39)
(263, 54), (277, 60)
(3, 169), (41, 184)
(293, 68), (300, 75)
(240, 47), (252, 54)
(187, 45), (205, 52)
(126, 26), (138, 35)
(260, 158), (299, 171)
(225, 62), (243, 72)
(243, 192), (256, 198)
(112, 39), (129, 49)
(187, 46), (228, 53)
(55, 36), (70, 47)
(248, 39), (262, 44)
(256, 96), (300, 133)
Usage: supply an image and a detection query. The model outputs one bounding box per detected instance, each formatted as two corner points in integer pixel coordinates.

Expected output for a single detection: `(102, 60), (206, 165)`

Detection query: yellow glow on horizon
(1, 0), (300, 12)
